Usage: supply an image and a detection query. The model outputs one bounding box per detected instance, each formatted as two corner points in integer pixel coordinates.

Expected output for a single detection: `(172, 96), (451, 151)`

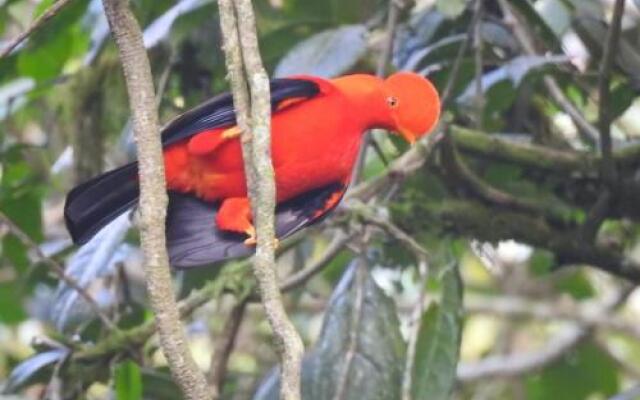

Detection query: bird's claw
(243, 228), (279, 249)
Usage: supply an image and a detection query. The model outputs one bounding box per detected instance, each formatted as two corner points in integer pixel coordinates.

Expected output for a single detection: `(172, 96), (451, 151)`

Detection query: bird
(64, 72), (440, 268)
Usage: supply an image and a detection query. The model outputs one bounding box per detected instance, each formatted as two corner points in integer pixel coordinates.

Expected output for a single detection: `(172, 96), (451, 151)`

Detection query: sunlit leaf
(115, 360), (143, 400)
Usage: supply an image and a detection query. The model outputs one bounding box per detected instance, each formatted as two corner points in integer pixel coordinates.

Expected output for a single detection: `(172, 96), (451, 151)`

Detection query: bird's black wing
(161, 78), (320, 147)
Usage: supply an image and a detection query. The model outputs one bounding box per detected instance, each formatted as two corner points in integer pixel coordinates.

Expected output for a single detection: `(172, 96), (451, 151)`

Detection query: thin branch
(218, 1), (303, 398)
(209, 298), (248, 398)
(353, 0), (402, 184)
(597, 0), (625, 184)
(457, 325), (589, 382)
(0, 0), (76, 60)
(458, 287), (632, 382)
(0, 211), (117, 331)
(101, 0), (211, 399)
(279, 232), (353, 294)
(472, 0), (485, 128)
(498, 0), (600, 144)
(466, 295), (640, 341)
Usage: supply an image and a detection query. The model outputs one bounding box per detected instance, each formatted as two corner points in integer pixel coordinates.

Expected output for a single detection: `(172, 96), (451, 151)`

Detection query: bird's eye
(387, 96), (398, 108)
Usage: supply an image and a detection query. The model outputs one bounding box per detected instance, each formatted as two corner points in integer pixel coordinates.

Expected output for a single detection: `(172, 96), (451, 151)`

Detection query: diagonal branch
(0, 0), (76, 60)
(101, 0), (211, 398)
(0, 211), (116, 331)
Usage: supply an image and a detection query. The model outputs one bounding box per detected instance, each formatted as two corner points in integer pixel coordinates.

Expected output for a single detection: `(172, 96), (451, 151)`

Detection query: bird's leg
(215, 197), (279, 248)
(215, 197), (256, 245)
(221, 126), (241, 139)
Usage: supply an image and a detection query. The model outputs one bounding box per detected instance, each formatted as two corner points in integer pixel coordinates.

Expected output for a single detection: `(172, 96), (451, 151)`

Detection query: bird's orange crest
(383, 72), (441, 143)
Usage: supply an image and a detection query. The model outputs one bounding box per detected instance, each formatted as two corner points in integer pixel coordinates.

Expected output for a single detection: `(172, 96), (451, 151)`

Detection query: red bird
(65, 72), (440, 268)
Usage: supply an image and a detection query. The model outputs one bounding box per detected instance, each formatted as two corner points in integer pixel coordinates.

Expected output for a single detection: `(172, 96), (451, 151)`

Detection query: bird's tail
(64, 162), (139, 244)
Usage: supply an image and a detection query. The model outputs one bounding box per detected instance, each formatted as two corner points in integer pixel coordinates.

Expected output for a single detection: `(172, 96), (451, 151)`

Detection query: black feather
(161, 78), (320, 146)
(167, 183), (346, 268)
(64, 162), (139, 244)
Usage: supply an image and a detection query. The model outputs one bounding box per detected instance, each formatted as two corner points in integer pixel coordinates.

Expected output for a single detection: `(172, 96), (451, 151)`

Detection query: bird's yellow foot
(222, 126), (242, 139)
(243, 227), (280, 249)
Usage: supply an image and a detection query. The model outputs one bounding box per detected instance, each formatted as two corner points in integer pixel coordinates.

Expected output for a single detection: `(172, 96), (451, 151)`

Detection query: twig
(458, 287), (632, 382)
(0, 0), (76, 60)
(498, 0), (600, 144)
(353, 0), (402, 184)
(101, 0), (211, 399)
(457, 325), (589, 382)
(582, 0), (625, 241)
(218, 1), (303, 398)
(401, 259), (429, 400)
(209, 297), (248, 398)
(333, 260), (367, 400)
(0, 211), (117, 331)
(279, 232), (353, 294)
(466, 295), (640, 340)
(472, 0), (485, 128)
(597, 0), (625, 184)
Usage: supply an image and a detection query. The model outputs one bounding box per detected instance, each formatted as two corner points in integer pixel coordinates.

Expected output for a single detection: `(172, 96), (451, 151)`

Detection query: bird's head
(382, 72), (441, 144)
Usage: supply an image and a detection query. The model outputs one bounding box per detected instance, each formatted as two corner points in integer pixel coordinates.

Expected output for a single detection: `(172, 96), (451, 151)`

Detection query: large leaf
(51, 213), (133, 331)
(114, 360), (143, 400)
(457, 54), (570, 105)
(411, 262), (463, 400)
(274, 24), (368, 78)
(253, 260), (406, 400)
(3, 348), (69, 394)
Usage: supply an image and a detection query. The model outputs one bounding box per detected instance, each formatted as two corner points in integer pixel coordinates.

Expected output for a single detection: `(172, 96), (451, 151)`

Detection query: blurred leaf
(253, 260), (406, 400)
(141, 369), (184, 400)
(393, 9), (446, 70)
(274, 24), (368, 78)
(411, 262), (463, 400)
(436, 0), (467, 19)
(574, 15), (640, 86)
(16, 0), (89, 82)
(3, 348), (69, 394)
(52, 213), (132, 331)
(554, 271), (595, 300)
(457, 55), (570, 105)
(114, 360), (143, 400)
(142, 0), (213, 48)
(525, 342), (618, 400)
(507, 0), (562, 51)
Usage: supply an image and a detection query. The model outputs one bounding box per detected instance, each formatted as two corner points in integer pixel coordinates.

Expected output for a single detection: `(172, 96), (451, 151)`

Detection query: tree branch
(0, 0), (76, 60)
(218, 1), (303, 398)
(101, 0), (211, 398)
(0, 211), (116, 331)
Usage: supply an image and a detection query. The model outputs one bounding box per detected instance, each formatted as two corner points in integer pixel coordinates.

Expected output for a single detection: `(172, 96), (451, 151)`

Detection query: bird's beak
(397, 127), (417, 144)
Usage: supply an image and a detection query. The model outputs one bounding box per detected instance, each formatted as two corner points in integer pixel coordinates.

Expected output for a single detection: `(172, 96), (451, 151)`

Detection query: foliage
(1, 0), (640, 399)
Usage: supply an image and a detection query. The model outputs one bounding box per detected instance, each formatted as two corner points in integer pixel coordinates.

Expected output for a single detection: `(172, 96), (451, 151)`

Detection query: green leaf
(525, 342), (619, 400)
(253, 261), (406, 400)
(114, 360), (143, 400)
(436, 0), (467, 19)
(554, 271), (595, 300)
(411, 262), (464, 400)
(507, 0), (562, 51)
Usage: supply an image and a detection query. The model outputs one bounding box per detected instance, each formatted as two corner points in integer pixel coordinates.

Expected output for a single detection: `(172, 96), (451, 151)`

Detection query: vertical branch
(218, 1), (304, 399)
(352, 0), (401, 184)
(472, 0), (484, 128)
(101, 1), (211, 399)
(598, 0), (625, 184)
